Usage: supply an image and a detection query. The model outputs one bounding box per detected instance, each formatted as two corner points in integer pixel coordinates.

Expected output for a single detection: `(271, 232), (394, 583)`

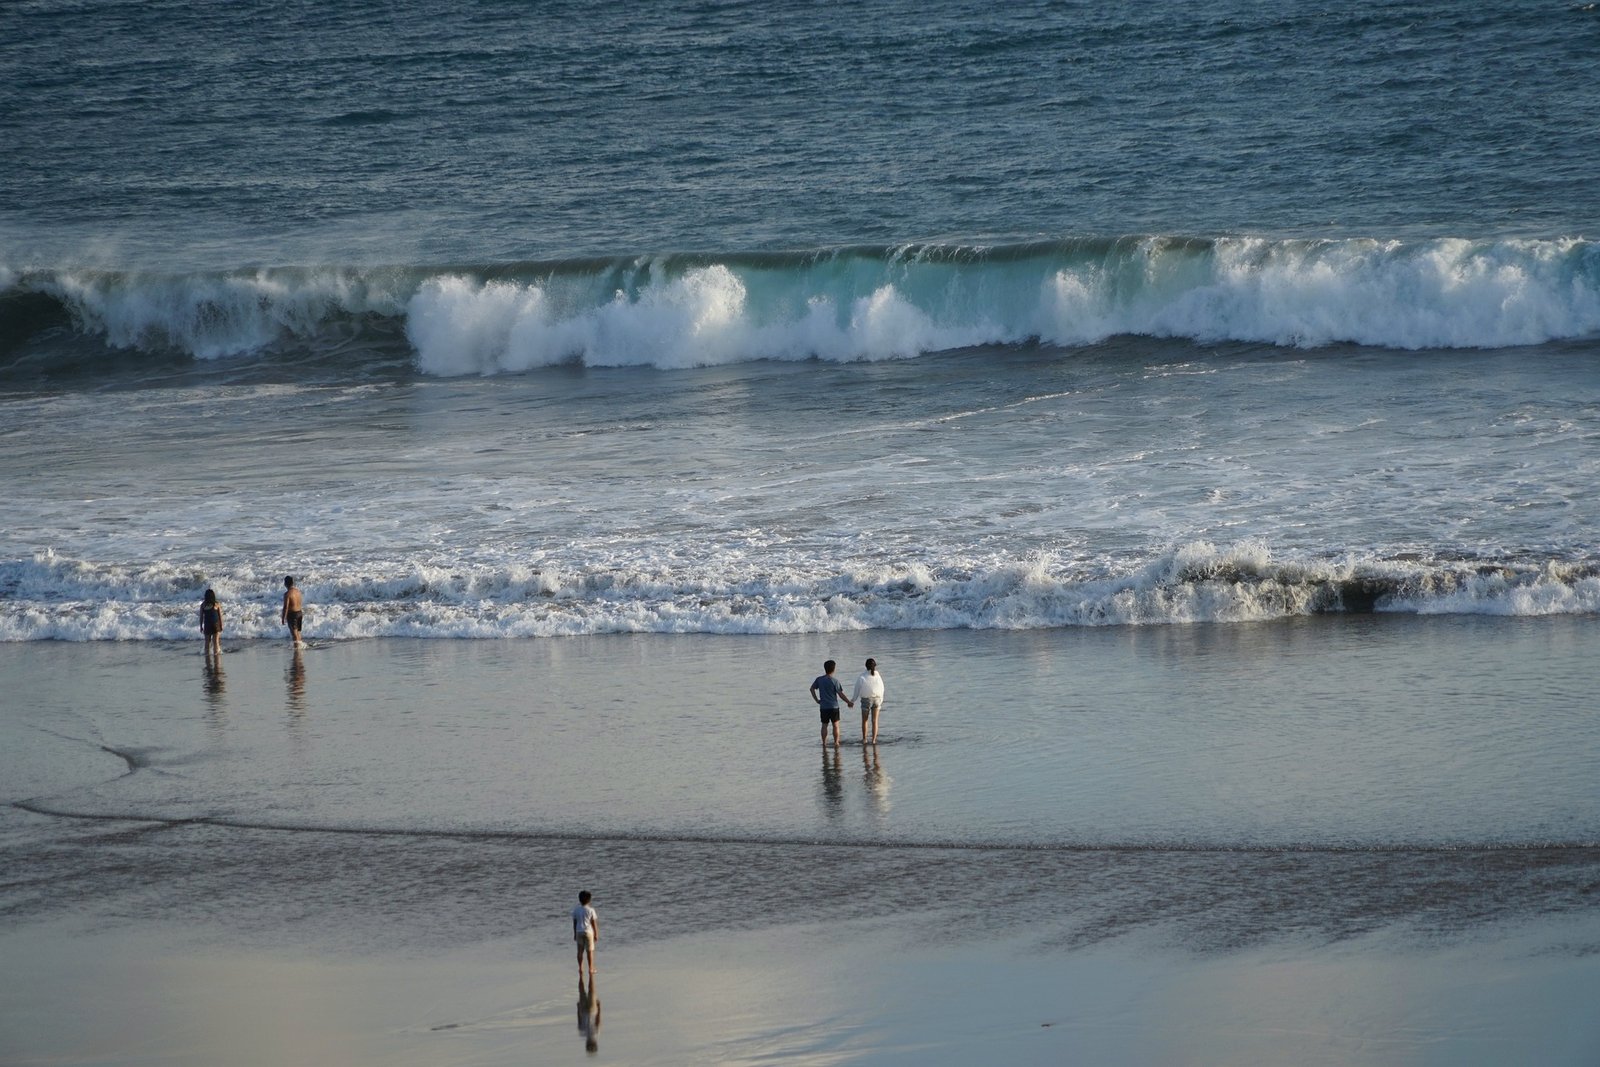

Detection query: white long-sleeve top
(851, 670), (885, 703)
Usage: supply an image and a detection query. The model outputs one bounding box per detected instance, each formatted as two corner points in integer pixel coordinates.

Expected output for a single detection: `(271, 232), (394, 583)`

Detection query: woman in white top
(851, 658), (885, 744)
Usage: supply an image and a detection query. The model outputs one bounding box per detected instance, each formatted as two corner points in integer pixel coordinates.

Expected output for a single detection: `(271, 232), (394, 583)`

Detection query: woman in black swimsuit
(200, 588), (223, 657)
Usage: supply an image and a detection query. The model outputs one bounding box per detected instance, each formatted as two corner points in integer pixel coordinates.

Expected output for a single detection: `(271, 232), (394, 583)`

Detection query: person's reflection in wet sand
(203, 656), (226, 705)
(286, 646), (307, 718)
(202, 656), (227, 735)
(576, 975), (601, 1053)
(820, 744), (844, 816)
(862, 743), (891, 816)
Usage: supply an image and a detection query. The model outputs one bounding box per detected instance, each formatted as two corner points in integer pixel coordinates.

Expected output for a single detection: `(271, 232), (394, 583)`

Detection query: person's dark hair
(823, 660), (835, 673)
(865, 658), (876, 670)
(284, 575), (295, 587)
(578, 890), (592, 904)
(203, 588), (217, 606)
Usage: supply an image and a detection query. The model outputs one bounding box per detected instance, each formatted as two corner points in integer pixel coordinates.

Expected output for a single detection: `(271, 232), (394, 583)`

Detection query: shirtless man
(281, 575), (305, 646)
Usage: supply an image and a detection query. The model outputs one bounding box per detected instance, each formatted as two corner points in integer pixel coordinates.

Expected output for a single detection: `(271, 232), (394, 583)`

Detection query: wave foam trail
(5, 544), (1600, 642)
(1145, 237), (1600, 349)
(4, 236), (1598, 373)
(9, 267), (412, 360)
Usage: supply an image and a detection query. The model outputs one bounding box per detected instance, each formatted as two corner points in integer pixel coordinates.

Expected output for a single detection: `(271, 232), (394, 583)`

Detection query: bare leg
(871, 705), (880, 744)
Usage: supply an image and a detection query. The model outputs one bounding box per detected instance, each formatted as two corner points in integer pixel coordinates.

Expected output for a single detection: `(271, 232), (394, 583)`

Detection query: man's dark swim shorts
(286, 611), (303, 629)
(819, 706), (841, 724)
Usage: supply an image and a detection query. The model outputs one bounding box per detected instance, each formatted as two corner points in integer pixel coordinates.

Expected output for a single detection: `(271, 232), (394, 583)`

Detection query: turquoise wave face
(4, 236), (1599, 372)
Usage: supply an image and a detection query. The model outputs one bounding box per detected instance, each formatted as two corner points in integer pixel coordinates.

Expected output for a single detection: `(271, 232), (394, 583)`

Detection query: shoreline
(4, 623), (1600, 1063)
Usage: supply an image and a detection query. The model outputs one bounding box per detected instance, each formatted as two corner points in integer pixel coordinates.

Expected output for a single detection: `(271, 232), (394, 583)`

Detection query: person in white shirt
(851, 658), (886, 744)
(572, 890), (599, 979)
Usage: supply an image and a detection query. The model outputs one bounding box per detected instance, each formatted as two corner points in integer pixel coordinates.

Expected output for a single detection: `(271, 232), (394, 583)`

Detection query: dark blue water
(4, 0), (1598, 271)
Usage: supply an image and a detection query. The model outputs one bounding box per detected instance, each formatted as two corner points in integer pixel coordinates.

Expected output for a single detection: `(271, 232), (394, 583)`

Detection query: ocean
(3, 1), (1600, 1063)
(4, 1), (1600, 643)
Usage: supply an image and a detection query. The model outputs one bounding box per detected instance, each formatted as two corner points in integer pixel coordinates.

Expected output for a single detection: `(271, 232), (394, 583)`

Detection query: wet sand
(5, 905), (1599, 1065)
(3, 625), (1599, 1064)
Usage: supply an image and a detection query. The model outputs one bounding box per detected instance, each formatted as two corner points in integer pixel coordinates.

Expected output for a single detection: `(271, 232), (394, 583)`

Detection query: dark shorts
(285, 611), (303, 630)
(819, 706), (841, 724)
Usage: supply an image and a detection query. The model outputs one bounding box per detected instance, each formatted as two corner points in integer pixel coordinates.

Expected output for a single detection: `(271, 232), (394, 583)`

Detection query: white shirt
(851, 670), (885, 703)
(572, 903), (598, 938)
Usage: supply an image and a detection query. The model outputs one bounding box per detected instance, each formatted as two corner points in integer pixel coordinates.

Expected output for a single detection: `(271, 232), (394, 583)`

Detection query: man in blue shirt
(810, 660), (854, 747)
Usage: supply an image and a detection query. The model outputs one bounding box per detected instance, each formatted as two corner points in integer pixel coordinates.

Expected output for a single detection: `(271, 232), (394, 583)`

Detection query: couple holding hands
(809, 658), (886, 746)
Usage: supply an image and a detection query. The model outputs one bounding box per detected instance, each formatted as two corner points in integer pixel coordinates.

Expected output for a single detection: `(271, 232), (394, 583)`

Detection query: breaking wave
(4, 542), (1599, 642)
(3, 235), (1598, 376)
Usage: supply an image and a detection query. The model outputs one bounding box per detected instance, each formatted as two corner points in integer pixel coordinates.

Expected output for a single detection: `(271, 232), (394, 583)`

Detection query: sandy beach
(6, 907), (1599, 1066)
(4, 624), (1599, 1065)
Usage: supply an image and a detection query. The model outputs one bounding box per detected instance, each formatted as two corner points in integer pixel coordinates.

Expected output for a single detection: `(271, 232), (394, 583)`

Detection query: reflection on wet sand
(202, 656), (226, 735)
(202, 656), (226, 707)
(861, 744), (891, 815)
(285, 647), (306, 717)
(820, 745), (843, 816)
(576, 975), (601, 1053)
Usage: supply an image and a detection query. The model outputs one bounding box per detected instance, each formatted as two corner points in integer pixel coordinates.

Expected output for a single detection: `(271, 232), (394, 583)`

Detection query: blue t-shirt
(812, 674), (846, 709)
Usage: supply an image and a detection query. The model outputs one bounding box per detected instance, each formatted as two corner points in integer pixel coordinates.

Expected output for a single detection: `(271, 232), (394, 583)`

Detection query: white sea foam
(404, 267), (997, 374)
(15, 267), (411, 359)
(6, 237), (1597, 372)
(5, 544), (1598, 642)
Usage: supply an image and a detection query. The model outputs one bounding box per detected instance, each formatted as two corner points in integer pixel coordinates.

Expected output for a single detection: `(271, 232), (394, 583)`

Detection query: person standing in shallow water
(851, 657), (885, 744)
(810, 659), (853, 746)
(281, 575), (304, 647)
(199, 588), (223, 658)
(572, 890), (599, 980)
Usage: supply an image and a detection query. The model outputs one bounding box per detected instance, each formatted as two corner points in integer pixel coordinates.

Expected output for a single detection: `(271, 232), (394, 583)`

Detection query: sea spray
(7, 543), (1600, 642)
(5, 236), (1598, 373)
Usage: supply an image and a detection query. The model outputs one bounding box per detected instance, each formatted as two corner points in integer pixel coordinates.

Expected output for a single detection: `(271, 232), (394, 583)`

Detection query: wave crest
(4, 236), (1598, 374)
(5, 543), (1599, 642)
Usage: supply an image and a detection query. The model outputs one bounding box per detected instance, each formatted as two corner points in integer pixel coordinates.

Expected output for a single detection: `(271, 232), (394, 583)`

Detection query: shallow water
(4, 620), (1596, 955)
(10, 619), (1600, 849)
